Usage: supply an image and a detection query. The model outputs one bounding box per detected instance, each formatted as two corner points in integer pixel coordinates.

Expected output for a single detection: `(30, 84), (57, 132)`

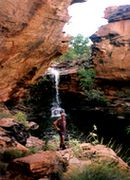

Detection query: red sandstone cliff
(0, 0), (86, 102)
(90, 5), (130, 81)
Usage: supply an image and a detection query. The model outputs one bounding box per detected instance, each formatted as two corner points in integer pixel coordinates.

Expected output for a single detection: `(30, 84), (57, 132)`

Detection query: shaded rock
(104, 5), (130, 22)
(2, 123), (29, 146)
(0, 127), (28, 152)
(0, 115), (29, 147)
(26, 136), (44, 149)
(0, 127), (15, 149)
(71, 0), (86, 4)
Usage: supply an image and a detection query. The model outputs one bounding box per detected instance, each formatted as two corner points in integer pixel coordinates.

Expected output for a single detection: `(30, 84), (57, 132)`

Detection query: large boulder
(8, 151), (68, 179)
(7, 143), (130, 179)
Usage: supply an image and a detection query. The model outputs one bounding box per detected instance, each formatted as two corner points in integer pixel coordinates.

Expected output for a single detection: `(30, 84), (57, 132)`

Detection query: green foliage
(0, 112), (12, 119)
(0, 149), (25, 162)
(78, 68), (96, 90)
(14, 111), (29, 128)
(70, 34), (90, 58)
(85, 89), (108, 105)
(70, 161), (130, 180)
(59, 48), (77, 62)
(86, 125), (99, 145)
(126, 126), (130, 135)
(27, 147), (39, 154)
(59, 34), (91, 62)
(78, 68), (108, 105)
(43, 135), (59, 151)
(69, 138), (83, 157)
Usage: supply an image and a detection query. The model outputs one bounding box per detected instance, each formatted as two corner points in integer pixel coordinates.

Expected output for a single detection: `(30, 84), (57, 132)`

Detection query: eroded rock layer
(0, 0), (74, 102)
(90, 5), (130, 81)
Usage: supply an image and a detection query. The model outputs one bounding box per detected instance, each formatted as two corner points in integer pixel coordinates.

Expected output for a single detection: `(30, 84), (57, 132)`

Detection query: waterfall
(47, 67), (65, 117)
(48, 67), (60, 107)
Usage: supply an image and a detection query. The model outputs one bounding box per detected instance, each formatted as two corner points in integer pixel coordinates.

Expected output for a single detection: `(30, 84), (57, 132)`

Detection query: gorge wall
(90, 5), (130, 81)
(0, 0), (85, 102)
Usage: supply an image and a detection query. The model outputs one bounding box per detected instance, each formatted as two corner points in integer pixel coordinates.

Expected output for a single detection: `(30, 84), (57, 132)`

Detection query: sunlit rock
(0, 0), (72, 102)
(90, 5), (130, 81)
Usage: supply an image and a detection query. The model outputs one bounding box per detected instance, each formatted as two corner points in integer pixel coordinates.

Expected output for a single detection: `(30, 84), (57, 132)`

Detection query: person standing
(53, 111), (66, 150)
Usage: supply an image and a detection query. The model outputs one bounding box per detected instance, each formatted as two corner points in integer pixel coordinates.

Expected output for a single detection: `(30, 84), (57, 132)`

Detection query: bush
(14, 111), (29, 128)
(78, 68), (108, 106)
(0, 149), (25, 162)
(70, 161), (130, 180)
(126, 126), (130, 135)
(69, 138), (83, 158)
(85, 89), (108, 106)
(0, 112), (12, 119)
(43, 135), (59, 151)
(58, 34), (91, 62)
(78, 68), (96, 90)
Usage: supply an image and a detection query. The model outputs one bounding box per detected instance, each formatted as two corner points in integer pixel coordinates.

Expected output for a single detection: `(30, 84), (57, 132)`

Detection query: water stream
(47, 67), (65, 117)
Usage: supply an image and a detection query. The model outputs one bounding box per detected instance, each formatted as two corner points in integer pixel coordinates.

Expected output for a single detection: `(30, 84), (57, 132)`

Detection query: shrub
(58, 34), (91, 62)
(78, 68), (96, 90)
(69, 138), (83, 158)
(85, 89), (108, 106)
(0, 149), (25, 162)
(14, 111), (29, 128)
(86, 125), (99, 145)
(43, 135), (59, 151)
(0, 112), (12, 119)
(70, 161), (130, 180)
(78, 68), (108, 106)
(126, 126), (130, 135)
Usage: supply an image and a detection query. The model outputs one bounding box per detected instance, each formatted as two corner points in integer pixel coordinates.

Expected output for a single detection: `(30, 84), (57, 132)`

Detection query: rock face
(7, 143), (130, 179)
(90, 5), (130, 81)
(8, 151), (68, 179)
(0, 0), (74, 102)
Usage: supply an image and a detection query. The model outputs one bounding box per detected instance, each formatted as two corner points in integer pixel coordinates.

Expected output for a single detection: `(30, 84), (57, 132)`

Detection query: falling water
(48, 67), (60, 106)
(47, 67), (65, 117)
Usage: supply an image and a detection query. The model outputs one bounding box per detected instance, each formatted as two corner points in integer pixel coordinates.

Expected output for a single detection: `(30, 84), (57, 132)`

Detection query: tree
(58, 34), (91, 62)
(70, 34), (90, 58)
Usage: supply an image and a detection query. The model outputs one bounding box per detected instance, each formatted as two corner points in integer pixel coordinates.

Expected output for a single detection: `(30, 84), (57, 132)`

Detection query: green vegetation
(126, 126), (130, 135)
(0, 112), (12, 119)
(86, 124), (99, 145)
(59, 34), (91, 62)
(14, 111), (29, 128)
(0, 149), (25, 162)
(78, 68), (108, 106)
(78, 68), (96, 90)
(70, 161), (130, 180)
(43, 134), (59, 151)
(69, 138), (82, 157)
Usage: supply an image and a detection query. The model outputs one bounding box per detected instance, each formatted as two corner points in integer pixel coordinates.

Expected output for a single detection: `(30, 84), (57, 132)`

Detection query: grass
(0, 112), (13, 119)
(69, 138), (83, 158)
(70, 161), (130, 180)
(14, 111), (29, 128)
